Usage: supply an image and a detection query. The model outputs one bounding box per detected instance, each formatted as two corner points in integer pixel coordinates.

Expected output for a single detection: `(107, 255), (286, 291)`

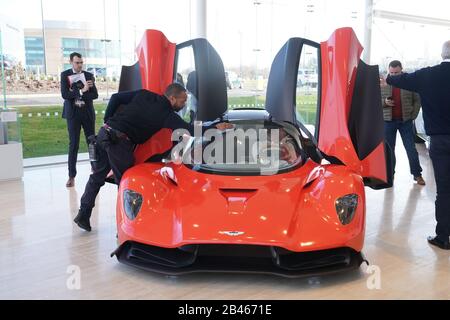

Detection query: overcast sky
(1, 0), (449, 70)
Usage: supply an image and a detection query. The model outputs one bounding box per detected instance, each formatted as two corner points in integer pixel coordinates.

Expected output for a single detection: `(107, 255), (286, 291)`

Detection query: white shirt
(443, 59), (450, 63)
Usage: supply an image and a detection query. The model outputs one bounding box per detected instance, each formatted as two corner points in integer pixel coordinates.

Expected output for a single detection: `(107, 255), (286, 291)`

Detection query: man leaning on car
(73, 83), (233, 232)
(387, 41), (450, 250)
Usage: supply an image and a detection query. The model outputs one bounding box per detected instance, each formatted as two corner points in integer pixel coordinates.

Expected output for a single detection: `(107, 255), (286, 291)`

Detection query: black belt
(103, 124), (129, 141)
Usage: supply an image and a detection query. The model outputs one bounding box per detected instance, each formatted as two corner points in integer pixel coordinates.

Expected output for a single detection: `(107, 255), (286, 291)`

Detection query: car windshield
(182, 120), (304, 175)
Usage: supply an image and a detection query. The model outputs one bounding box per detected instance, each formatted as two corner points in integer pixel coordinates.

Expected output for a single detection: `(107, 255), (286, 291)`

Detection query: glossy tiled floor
(0, 143), (449, 299)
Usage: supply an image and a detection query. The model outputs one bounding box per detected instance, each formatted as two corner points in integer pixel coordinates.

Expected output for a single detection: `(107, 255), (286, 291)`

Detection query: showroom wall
(0, 0), (448, 159)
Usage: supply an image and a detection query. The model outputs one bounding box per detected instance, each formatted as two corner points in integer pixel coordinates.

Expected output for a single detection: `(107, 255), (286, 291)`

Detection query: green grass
(12, 95), (319, 159)
(227, 94), (319, 126)
(228, 96), (266, 107)
(13, 104), (107, 158)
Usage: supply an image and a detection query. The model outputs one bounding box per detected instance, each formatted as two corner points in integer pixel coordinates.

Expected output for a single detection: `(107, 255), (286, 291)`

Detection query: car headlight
(123, 189), (143, 221)
(335, 194), (358, 225)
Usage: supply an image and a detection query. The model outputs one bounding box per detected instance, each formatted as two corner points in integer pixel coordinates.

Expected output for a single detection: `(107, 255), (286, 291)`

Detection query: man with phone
(387, 42), (450, 250)
(381, 60), (425, 185)
(61, 52), (98, 187)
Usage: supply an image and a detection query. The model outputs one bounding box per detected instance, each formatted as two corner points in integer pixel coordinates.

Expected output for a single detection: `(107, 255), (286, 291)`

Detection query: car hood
(118, 161), (322, 248)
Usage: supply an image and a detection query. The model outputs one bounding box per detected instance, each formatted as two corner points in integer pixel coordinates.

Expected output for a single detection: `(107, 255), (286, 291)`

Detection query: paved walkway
(23, 153), (89, 168)
(5, 92), (110, 107)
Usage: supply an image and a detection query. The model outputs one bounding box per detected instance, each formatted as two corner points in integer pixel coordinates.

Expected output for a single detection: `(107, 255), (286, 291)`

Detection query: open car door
(117, 29), (227, 165)
(265, 27), (392, 189)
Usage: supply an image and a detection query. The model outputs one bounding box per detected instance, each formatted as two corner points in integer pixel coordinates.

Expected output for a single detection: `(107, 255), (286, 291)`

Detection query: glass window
(62, 38), (79, 49)
(174, 45), (197, 124)
(24, 36), (44, 72)
(183, 120), (303, 175)
(295, 44), (320, 137)
(62, 38), (119, 60)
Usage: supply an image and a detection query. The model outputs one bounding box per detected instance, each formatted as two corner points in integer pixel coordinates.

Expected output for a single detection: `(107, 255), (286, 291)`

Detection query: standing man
(387, 41), (450, 250)
(381, 60), (425, 185)
(73, 83), (233, 231)
(61, 52), (98, 187)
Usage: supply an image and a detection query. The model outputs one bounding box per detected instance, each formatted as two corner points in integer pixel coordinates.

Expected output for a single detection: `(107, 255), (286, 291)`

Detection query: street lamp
(238, 30), (243, 78)
(0, 28), (7, 109)
(132, 25), (138, 61)
(40, 0), (47, 75)
(117, 0), (122, 68)
(304, 4), (315, 38)
(101, 39), (111, 100)
(254, 0), (261, 76)
(253, 0), (261, 103)
(102, 0), (111, 100)
(0, 27), (7, 144)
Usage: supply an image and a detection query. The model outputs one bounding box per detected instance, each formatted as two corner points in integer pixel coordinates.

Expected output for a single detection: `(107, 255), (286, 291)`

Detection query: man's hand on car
(215, 122), (234, 130)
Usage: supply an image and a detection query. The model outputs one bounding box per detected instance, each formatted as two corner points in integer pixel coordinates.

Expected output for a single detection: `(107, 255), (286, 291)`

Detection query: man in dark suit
(387, 41), (450, 250)
(61, 52), (98, 187)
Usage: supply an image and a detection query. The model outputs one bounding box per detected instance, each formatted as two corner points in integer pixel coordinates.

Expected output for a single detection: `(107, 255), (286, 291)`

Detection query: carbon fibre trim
(112, 241), (368, 278)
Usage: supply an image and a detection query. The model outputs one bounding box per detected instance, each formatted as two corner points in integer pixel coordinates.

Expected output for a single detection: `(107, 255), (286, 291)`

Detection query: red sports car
(111, 28), (393, 277)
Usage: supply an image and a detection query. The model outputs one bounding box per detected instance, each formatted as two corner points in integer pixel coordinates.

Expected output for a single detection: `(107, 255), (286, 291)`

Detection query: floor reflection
(0, 143), (448, 299)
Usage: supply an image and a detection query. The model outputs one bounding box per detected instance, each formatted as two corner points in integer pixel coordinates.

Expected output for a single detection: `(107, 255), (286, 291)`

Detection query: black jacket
(387, 62), (450, 135)
(105, 90), (197, 144)
(61, 69), (98, 120)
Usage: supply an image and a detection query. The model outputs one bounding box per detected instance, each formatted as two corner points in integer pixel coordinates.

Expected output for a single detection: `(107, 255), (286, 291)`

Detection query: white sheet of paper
(68, 73), (87, 87)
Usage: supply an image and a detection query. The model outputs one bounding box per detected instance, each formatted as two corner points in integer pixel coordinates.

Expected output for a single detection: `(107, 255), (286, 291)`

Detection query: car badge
(219, 231), (245, 236)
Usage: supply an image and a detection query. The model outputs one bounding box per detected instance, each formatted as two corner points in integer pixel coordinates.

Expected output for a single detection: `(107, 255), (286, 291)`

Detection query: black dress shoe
(427, 236), (450, 250)
(74, 210), (92, 232)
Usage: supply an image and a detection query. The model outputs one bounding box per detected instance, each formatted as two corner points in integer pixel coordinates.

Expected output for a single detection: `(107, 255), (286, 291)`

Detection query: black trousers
(67, 111), (95, 178)
(80, 127), (135, 217)
(429, 135), (450, 241)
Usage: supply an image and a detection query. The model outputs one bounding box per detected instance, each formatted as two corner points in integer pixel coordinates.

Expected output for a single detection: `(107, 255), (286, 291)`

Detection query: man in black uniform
(61, 52), (98, 187)
(74, 83), (231, 231)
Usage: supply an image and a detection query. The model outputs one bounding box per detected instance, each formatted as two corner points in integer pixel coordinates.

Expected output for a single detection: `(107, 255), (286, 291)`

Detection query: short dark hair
(70, 52), (82, 61)
(164, 83), (187, 98)
(389, 60), (403, 69)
